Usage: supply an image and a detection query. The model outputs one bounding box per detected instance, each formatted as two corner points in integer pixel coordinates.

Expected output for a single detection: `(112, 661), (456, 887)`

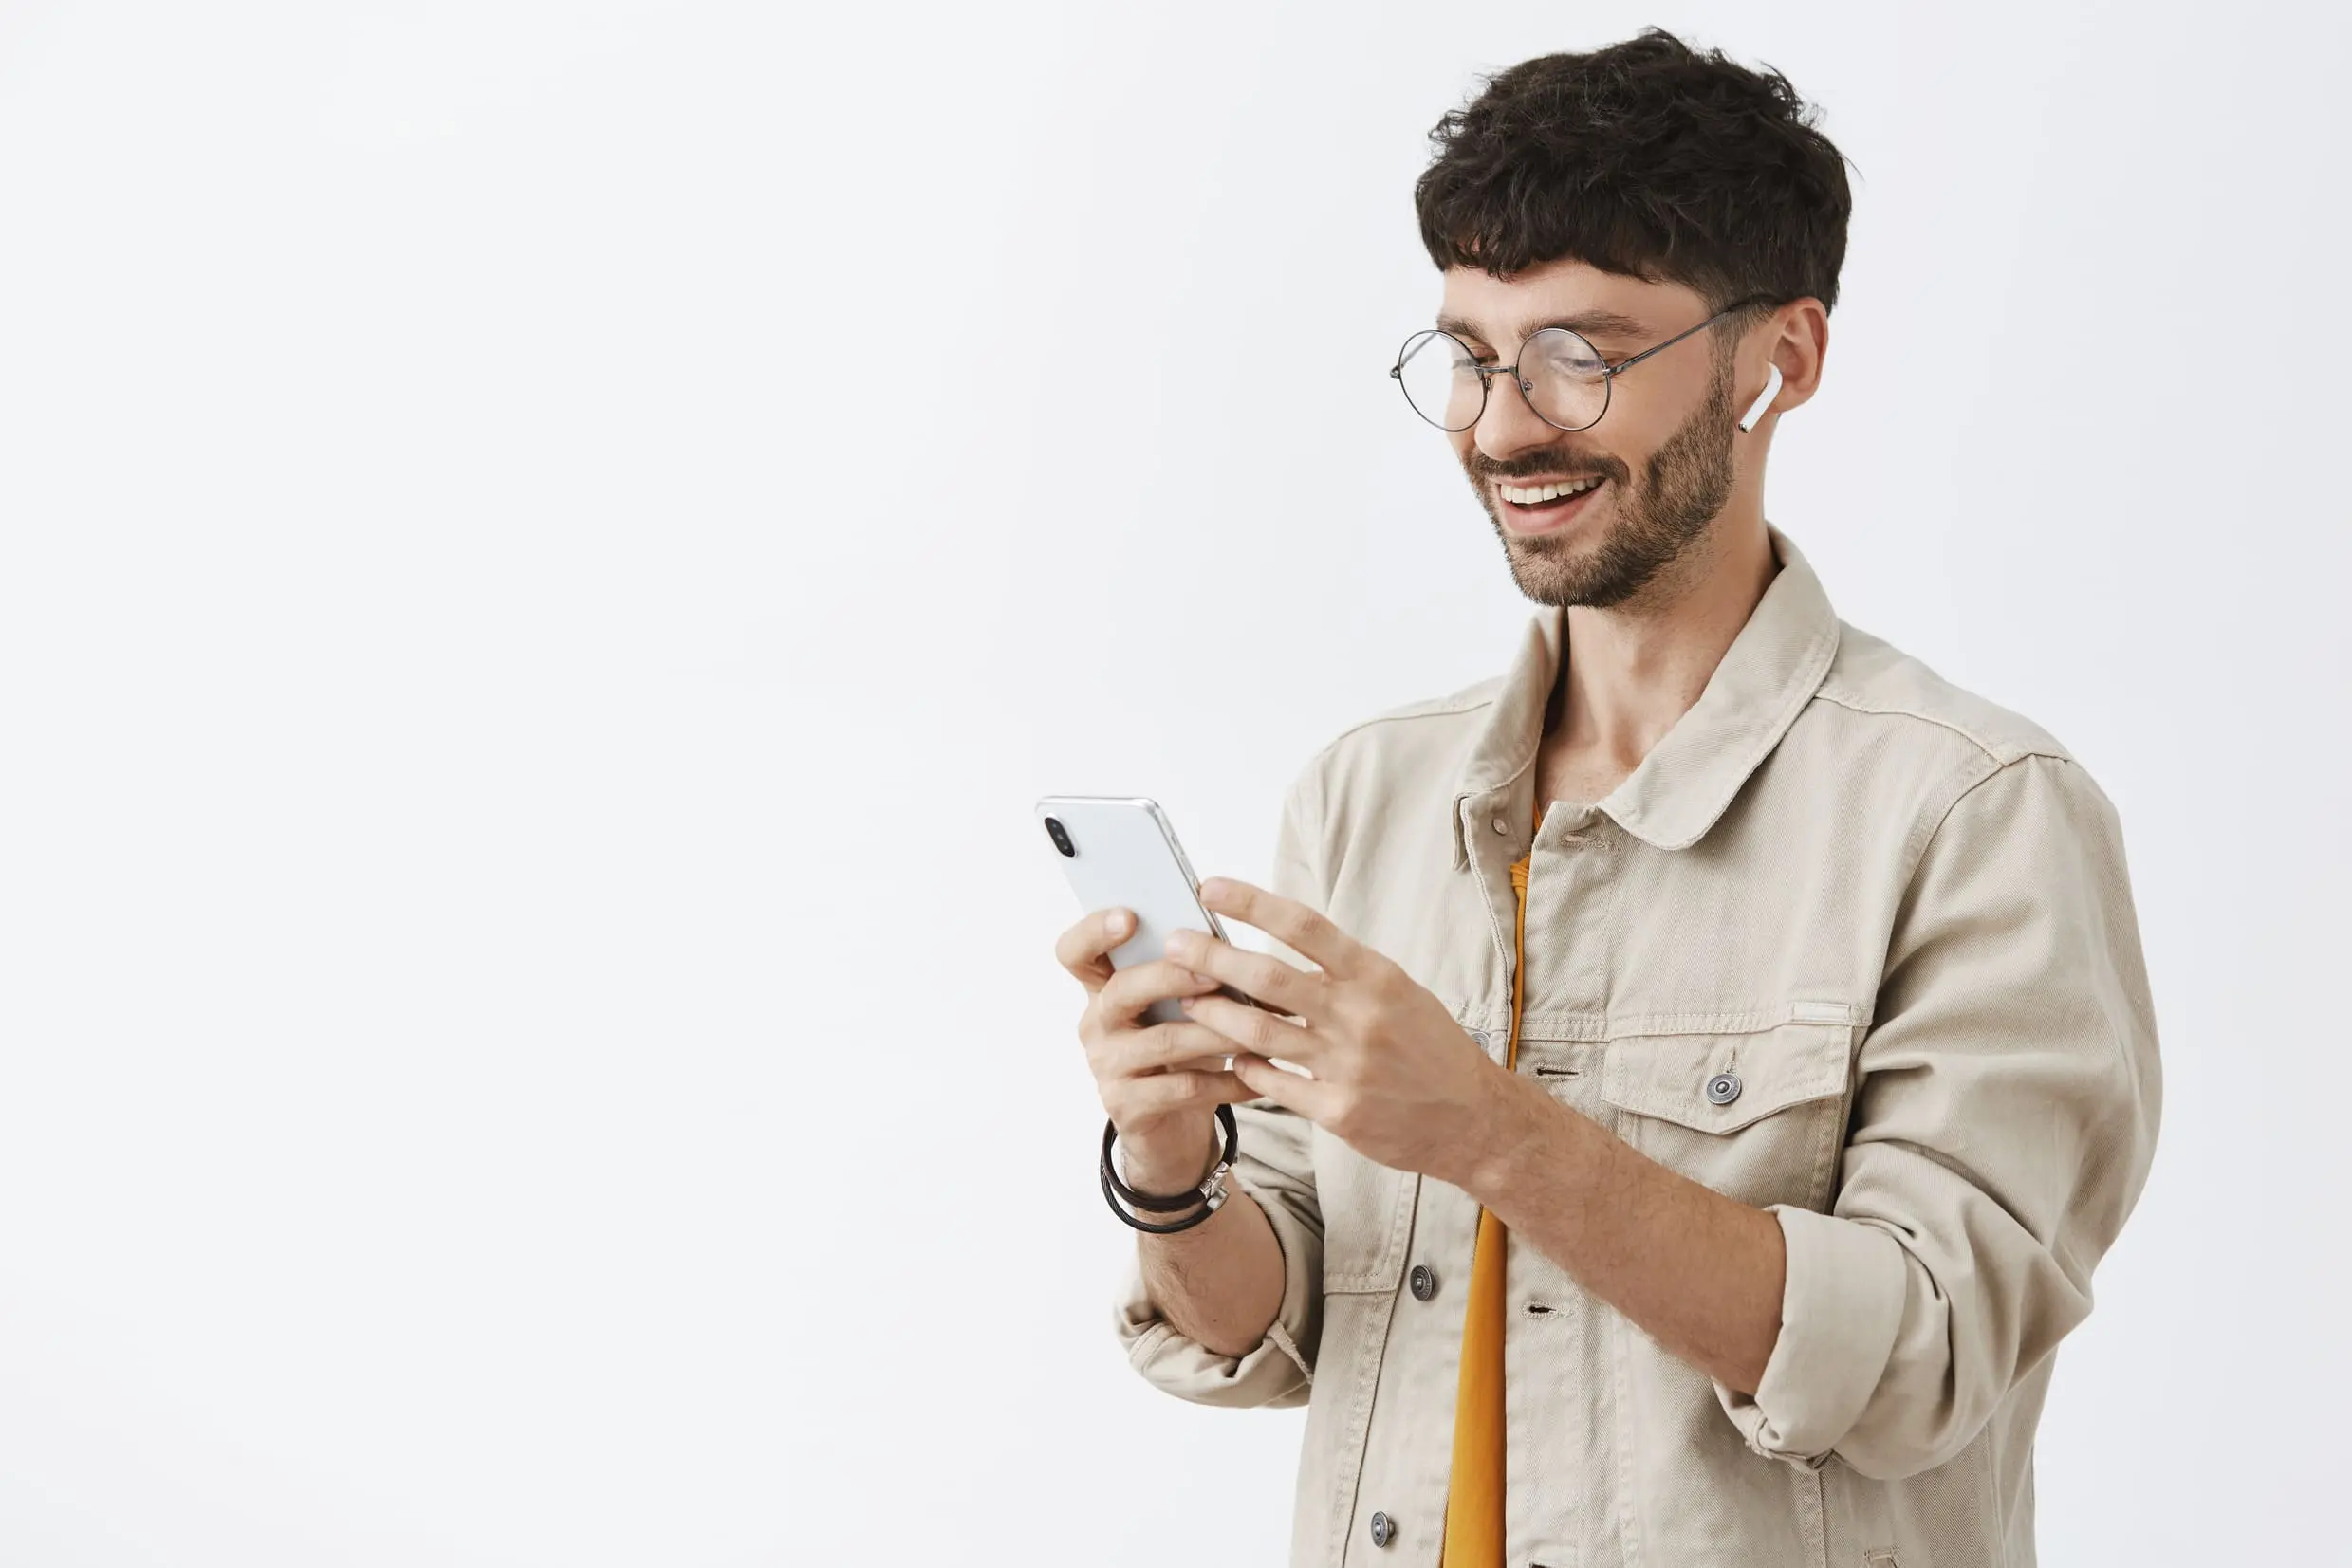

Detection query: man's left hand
(1167, 876), (1534, 1190)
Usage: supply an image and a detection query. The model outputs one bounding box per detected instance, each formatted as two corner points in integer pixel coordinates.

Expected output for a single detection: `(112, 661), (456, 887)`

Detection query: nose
(1472, 366), (1565, 463)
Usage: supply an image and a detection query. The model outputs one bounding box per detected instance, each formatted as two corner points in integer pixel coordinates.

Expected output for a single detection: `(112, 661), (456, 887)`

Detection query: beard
(1467, 346), (1739, 609)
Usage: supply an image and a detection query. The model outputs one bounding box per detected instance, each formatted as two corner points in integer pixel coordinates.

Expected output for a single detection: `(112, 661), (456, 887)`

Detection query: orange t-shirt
(1440, 856), (1529, 1565)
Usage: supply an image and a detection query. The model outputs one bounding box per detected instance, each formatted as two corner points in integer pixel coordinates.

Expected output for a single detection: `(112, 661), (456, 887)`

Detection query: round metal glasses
(1389, 294), (1777, 433)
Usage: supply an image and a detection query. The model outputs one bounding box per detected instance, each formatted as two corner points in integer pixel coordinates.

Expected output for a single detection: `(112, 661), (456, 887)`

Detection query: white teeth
(1500, 477), (1603, 505)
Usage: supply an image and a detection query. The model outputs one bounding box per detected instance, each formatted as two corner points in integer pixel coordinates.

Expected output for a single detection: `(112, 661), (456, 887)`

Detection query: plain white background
(0, 1), (2344, 1561)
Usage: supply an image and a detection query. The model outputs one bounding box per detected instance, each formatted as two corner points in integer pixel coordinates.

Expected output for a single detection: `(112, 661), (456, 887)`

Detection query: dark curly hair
(1415, 28), (1854, 325)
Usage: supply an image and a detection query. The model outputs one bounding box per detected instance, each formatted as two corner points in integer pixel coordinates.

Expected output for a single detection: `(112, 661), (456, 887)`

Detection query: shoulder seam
(1810, 685), (2071, 766)
(1305, 691), (1499, 765)
(1895, 749), (2082, 901)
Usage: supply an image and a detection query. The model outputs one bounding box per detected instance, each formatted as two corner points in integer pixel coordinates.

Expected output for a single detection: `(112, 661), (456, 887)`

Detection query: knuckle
(1154, 1072), (1206, 1110)
(1098, 1027), (1147, 1078)
(1132, 1074), (1184, 1117)
(1097, 968), (1139, 1016)
(1191, 1024), (1240, 1065)
(1137, 1022), (1185, 1065)
(1102, 1005), (1148, 1046)
(1189, 1072), (1234, 1108)
(1240, 956), (1292, 1005)
(1264, 975), (1315, 1023)
(1322, 1034), (1366, 1080)
(1331, 991), (1376, 1036)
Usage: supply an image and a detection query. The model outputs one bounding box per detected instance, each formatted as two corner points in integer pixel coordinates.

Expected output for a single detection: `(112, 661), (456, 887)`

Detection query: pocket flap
(1599, 1019), (1852, 1135)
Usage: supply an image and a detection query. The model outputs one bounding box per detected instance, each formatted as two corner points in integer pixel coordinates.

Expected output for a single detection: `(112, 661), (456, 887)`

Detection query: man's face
(1436, 259), (1745, 609)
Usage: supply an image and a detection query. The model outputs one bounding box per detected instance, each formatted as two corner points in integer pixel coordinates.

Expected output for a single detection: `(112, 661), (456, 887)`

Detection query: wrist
(1459, 1065), (1564, 1204)
(1102, 1105), (1238, 1238)
(1119, 1116), (1222, 1194)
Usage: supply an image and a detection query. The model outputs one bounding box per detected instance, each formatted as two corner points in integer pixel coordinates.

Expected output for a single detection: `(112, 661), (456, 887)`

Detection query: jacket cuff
(1111, 1168), (1318, 1409)
(1713, 1204), (1907, 1466)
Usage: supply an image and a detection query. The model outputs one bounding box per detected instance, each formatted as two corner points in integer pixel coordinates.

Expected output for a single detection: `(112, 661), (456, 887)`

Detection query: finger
(1104, 1068), (1251, 1123)
(1101, 1019), (1246, 1079)
(1181, 992), (1326, 1065)
(1097, 958), (1226, 1027)
(1162, 928), (1324, 1020)
(1197, 877), (1371, 981)
(1055, 907), (1138, 991)
(1231, 1051), (1339, 1122)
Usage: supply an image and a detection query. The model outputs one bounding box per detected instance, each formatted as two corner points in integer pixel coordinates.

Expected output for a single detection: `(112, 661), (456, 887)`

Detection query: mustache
(1466, 453), (1625, 485)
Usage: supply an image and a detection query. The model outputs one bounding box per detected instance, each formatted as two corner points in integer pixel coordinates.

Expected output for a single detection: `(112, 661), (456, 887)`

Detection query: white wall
(0, 1), (2343, 1562)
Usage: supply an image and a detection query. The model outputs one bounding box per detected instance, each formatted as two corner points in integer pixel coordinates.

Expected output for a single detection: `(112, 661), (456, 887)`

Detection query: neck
(1543, 519), (1778, 775)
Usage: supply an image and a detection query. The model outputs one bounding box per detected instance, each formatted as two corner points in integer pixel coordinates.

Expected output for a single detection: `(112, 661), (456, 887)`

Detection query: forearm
(1470, 1072), (1786, 1395)
(1125, 1128), (1287, 1358)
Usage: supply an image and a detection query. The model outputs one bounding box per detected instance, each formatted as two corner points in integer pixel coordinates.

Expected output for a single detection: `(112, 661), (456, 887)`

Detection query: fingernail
(1106, 912), (1129, 936)
(1198, 877), (1226, 900)
(1190, 971), (1218, 987)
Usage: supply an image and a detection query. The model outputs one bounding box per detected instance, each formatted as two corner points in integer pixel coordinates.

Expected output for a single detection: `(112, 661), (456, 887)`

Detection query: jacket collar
(1450, 523), (1840, 865)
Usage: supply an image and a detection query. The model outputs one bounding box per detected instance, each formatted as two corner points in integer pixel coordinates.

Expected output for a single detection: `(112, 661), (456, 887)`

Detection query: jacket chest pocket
(1598, 1017), (1858, 1213)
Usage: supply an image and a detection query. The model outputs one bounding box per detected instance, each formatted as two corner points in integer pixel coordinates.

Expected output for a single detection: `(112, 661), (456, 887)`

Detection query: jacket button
(1706, 1071), (1743, 1106)
(1409, 1264), (1438, 1301)
(1368, 1511), (1395, 1548)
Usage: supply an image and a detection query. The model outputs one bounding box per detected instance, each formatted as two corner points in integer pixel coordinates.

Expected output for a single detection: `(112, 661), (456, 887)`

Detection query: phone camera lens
(1044, 816), (1075, 858)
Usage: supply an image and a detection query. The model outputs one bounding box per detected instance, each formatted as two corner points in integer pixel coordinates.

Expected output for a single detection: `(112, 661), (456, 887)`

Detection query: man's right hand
(1057, 908), (1251, 1195)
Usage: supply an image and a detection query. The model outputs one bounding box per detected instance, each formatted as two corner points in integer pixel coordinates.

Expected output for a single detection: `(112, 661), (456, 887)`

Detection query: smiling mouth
(1494, 474), (1608, 532)
(1496, 476), (1607, 506)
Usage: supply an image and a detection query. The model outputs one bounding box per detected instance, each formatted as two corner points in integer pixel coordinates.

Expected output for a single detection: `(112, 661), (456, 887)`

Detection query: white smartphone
(1036, 795), (1255, 1028)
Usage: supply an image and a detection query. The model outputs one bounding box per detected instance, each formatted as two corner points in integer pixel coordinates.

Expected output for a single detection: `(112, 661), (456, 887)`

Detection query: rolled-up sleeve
(1116, 1098), (1324, 1407)
(1113, 765), (1330, 1409)
(1713, 750), (2164, 1479)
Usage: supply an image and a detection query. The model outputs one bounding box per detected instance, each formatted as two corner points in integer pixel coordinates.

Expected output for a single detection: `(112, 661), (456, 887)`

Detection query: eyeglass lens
(1394, 327), (1611, 432)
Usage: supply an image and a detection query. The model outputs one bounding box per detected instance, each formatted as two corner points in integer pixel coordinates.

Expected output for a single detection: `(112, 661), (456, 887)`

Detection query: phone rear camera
(1044, 816), (1076, 858)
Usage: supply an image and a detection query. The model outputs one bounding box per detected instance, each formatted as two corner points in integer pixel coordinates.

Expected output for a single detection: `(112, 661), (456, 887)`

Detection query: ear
(1736, 361), (1783, 434)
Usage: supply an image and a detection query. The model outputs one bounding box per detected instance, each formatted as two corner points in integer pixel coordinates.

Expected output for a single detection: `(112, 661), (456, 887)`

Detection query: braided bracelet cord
(1099, 1104), (1239, 1233)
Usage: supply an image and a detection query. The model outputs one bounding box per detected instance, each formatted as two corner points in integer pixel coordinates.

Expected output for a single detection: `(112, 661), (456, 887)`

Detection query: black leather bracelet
(1102, 1103), (1238, 1209)
(1099, 1104), (1238, 1232)
(1099, 1158), (1220, 1234)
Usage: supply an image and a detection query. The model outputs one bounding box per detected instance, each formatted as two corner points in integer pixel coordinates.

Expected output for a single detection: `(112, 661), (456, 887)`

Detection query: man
(1055, 28), (2160, 1568)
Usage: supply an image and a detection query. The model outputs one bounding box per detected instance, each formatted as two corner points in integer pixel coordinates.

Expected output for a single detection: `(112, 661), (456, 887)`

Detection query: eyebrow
(1435, 308), (1653, 347)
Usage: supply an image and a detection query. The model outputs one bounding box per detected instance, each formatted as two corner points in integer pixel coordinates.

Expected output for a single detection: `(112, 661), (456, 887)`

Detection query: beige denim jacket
(1114, 525), (2162, 1568)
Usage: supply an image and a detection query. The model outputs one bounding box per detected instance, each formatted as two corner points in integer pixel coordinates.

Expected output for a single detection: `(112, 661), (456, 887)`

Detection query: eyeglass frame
(1389, 291), (1781, 433)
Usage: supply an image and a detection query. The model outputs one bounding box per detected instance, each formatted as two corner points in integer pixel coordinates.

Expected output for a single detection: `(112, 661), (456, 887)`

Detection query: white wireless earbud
(1737, 361), (1783, 433)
